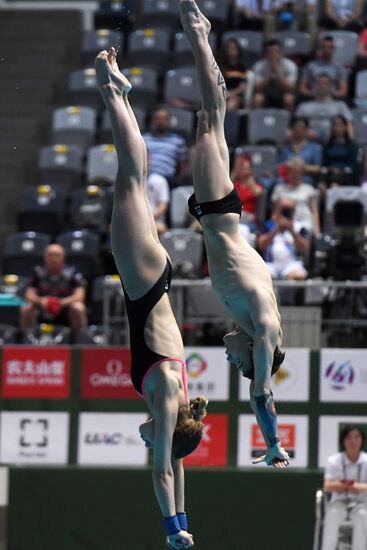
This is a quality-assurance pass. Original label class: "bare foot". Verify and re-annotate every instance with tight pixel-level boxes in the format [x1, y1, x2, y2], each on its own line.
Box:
[179, 0, 211, 39]
[95, 47, 132, 96]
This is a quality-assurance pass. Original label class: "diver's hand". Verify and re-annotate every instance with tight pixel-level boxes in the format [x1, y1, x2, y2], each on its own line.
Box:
[166, 530, 194, 548]
[252, 443, 290, 469]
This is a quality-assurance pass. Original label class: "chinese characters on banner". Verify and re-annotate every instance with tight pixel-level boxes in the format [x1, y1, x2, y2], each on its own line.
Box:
[1, 347, 70, 398]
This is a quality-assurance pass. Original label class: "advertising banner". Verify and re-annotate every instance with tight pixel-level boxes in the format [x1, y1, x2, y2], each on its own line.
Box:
[320, 349, 367, 402]
[239, 348, 310, 402]
[237, 414, 309, 468]
[184, 414, 229, 467]
[0, 411, 69, 465]
[1, 347, 70, 399]
[81, 348, 139, 399]
[185, 347, 229, 401]
[318, 415, 367, 467]
[77, 413, 148, 466]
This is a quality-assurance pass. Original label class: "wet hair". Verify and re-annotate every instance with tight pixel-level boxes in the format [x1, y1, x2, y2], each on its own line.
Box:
[171, 397, 208, 459]
[272, 346, 286, 376]
[339, 425, 366, 451]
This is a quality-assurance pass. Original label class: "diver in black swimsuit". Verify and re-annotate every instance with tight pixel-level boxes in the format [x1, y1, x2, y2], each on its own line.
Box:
[95, 47, 207, 549]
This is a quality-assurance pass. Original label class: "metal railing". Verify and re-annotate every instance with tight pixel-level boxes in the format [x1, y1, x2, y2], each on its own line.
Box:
[102, 277, 367, 347]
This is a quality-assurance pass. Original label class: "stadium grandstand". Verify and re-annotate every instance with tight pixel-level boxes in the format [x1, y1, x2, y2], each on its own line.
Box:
[0, 1, 367, 549]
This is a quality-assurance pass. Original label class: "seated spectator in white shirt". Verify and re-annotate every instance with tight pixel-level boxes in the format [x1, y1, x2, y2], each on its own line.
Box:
[257, 197, 310, 280]
[252, 39, 298, 111]
[146, 172, 170, 235]
[320, 0, 364, 33]
[321, 425, 367, 550]
[299, 35, 348, 100]
[271, 156, 320, 235]
[143, 107, 189, 187]
[296, 73, 354, 140]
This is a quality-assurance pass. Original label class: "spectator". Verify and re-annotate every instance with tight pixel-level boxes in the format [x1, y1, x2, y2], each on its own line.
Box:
[320, 0, 364, 32]
[272, 157, 320, 235]
[321, 425, 367, 550]
[143, 107, 189, 186]
[266, 1, 317, 44]
[20, 244, 87, 341]
[234, 0, 274, 31]
[320, 115, 360, 187]
[220, 38, 249, 111]
[231, 153, 263, 223]
[147, 172, 170, 235]
[257, 197, 310, 280]
[279, 116, 322, 185]
[357, 26, 367, 69]
[299, 35, 348, 100]
[252, 39, 298, 111]
[295, 73, 354, 139]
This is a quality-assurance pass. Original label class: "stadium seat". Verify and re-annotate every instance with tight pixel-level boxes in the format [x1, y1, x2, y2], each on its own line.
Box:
[196, 0, 229, 30]
[224, 110, 241, 148]
[355, 70, 367, 108]
[271, 31, 311, 59]
[18, 184, 66, 237]
[222, 31, 263, 67]
[51, 106, 97, 149]
[90, 274, 123, 323]
[56, 230, 100, 278]
[68, 68, 103, 110]
[23, 324, 72, 345]
[3, 232, 51, 276]
[173, 32, 217, 67]
[185, 284, 229, 322]
[170, 185, 194, 228]
[165, 106, 195, 141]
[122, 67, 159, 108]
[234, 146, 278, 178]
[95, 0, 135, 32]
[0, 274, 27, 298]
[247, 109, 290, 145]
[70, 185, 108, 233]
[0, 324, 17, 345]
[160, 229, 203, 278]
[319, 31, 359, 67]
[78, 324, 111, 345]
[0, 274, 27, 327]
[86, 144, 118, 185]
[126, 29, 170, 71]
[353, 108, 367, 144]
[82, 29, 122, 66]
[100, 107, 146, 143]
[38, 144, 83, 189]
[139, 0, 179, 30]
[164, 67, 200, 109]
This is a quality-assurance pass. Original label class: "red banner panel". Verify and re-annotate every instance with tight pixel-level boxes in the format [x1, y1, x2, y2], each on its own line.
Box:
[184, 414, 228, 467]
[81, 348, 139, 399]
[2, 347, 70, 398]
[251, 423, 296, 458]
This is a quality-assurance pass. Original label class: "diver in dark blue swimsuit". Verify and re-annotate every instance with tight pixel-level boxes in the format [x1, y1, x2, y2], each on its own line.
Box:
[95, 47, 207, 550]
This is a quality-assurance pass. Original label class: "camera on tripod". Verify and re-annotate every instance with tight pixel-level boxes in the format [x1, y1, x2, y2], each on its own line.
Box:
[314, 187, 367, 280]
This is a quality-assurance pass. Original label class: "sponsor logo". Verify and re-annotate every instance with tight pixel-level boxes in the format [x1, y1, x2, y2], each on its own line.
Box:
[19, 418, 49, 450]
[184, 414, 228, 467]
[325, 361, 355, 390]
[251, 424, 296, 459]
[84, 433, 123, 445]
[186, 353, 207, 379]
[81, 349, 138, 399]
[1, 347, 70, 398]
